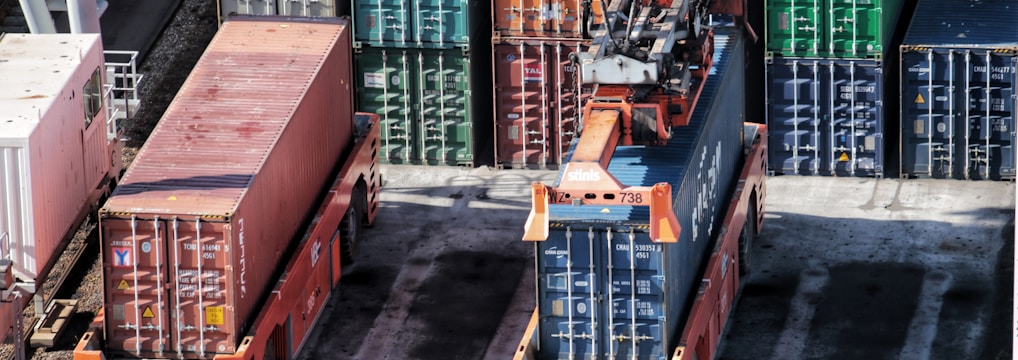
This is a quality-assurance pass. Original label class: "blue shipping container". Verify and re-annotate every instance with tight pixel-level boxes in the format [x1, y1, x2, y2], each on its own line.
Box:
[534, 27, 745, 359]
[766, 57, 886, 177]
[899, 0, 1018, 180]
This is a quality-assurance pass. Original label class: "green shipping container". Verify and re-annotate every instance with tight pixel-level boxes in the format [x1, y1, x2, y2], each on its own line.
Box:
[355, 47, 487, 166]
[766, 0, 904, 58]
[352, 0, 486, 48]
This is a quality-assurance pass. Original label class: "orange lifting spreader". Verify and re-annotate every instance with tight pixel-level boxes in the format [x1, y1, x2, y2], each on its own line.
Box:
[523, 109, 681, 243]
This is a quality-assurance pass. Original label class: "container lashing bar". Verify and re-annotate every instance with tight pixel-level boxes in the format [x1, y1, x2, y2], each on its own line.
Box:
[523, 109, 680, 242]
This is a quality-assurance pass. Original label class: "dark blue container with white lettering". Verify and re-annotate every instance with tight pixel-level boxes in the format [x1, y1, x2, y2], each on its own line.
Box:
[765, 56, 886, 177]
[898, 0, 1018, 180]
[533, 27, 745, 359]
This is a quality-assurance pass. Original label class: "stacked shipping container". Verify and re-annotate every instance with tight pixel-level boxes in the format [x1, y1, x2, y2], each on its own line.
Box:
[490, 0, 599, 168]
[352, 0, 491, 166]
[217, 0, 343, 23]
[765, 0, 904, 177]
[898, 0, 1017, 180]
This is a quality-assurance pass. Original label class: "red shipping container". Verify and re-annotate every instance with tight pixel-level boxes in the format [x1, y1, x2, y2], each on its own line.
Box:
[493, 38, 591, 168]
[99, 17, 354, 358]
[491, 0, 605, 39]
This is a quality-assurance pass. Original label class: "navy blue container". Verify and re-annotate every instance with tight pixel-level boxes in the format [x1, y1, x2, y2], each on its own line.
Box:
[899, 0, 1018, 180]
[534, 27, 745, 359]
[766, 57, 886, 177]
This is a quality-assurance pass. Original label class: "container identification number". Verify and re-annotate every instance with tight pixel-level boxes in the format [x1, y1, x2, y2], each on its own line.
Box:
[551, 191, 644, 204]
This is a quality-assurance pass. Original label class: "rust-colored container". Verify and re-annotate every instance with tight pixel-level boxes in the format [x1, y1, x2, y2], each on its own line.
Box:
[491, 0, 604, 39]
[493, 38, 591, 168]
[98, 17, 354, 358]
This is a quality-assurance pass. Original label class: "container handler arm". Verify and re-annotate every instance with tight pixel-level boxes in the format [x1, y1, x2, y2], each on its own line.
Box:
[524, 0, 749, 243]
[522, 108, 681, 243]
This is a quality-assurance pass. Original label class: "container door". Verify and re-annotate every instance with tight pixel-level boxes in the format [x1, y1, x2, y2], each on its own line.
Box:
[356, 48, 417, 164]
[415, 0, 468, 45]
[221, 0, 277, 17]
[278, 0, 336, 17]
[901, 49, 956, 178]
[828, 60, 883, 177]
[417, 49, 473, 165]
[494, 42, 554, 168]
[535, 226, 668, 359]
[827, 0, 883, 58]
[514, 0, 545, 36]
[547, 0, 582, 38]
[961, 51, 1017, 180]
[104, 217, 173, 356]
[165, 218, 234, 357]
[601, 229, 666, 359]
[766, 58, 825, 175]
[354, 0, 411, 45]
[537, 226, 600, 358]
[766, 0, 821, 57]
[492, 0, 525, 36]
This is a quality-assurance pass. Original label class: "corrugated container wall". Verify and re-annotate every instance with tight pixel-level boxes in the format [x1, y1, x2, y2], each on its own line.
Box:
[352, 0, 487, 48]
[0, 33, 115, 282]
[355, 47, 487, 166]
[899, 0, 1018, 180]
[766, 0, 903, 58]
[493, 38, 592, 169]
[766, 57, 886, 177]
[217, 0, 343, 23]
[490, 0, 604, 39]
[99, 18, 355, 358]
[535, 27, 745, 359]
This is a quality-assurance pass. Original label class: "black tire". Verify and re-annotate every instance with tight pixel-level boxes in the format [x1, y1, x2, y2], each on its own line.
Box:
[738, 194, 757, 276]
[339, 185, 366, 265]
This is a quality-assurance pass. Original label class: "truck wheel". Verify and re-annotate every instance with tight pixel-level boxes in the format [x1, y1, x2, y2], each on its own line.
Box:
[340, 186, 366, 265]
[738, 194, 757, 276]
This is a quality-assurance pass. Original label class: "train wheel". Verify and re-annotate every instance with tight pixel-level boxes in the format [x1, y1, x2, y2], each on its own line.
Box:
[738, 193, 757, 276]
[339, 185, 366, 265]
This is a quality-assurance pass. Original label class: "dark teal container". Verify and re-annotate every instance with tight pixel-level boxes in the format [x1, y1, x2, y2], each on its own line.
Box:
[355, 47, 490, 166]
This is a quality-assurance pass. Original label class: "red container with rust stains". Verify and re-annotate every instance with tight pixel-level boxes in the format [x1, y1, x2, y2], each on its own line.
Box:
[493, 38, 592, 169]
[98, 17, 354, 358]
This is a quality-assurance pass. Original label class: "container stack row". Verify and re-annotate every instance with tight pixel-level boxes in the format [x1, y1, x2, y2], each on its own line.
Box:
[897, 0, 1017, 180]
[218, 0, 345, 23]
[349, 0, 490, 166]
[764, 0, 903, 177]
[489, 0, 601, 169]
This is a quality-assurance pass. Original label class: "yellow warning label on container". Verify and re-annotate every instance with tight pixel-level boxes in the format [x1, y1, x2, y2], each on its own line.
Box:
[839, 153, 850, 161]
[142, 307, 155, 318]
[205, 306, 224, 325]
[117, 280, 130, 290]
[915, 93, 926, 104]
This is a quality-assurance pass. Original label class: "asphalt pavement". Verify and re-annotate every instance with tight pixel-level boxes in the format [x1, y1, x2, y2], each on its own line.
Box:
[299, 166, 1015, 359]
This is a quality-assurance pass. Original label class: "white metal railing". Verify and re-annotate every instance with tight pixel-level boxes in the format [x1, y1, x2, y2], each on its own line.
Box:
[102, 50, 143, 142]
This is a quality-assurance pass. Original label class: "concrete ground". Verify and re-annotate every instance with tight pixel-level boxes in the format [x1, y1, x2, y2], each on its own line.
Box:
[719, 176, 1014, 360]
[300, 165, 557, 360]
[300, 166, 1015, 359]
